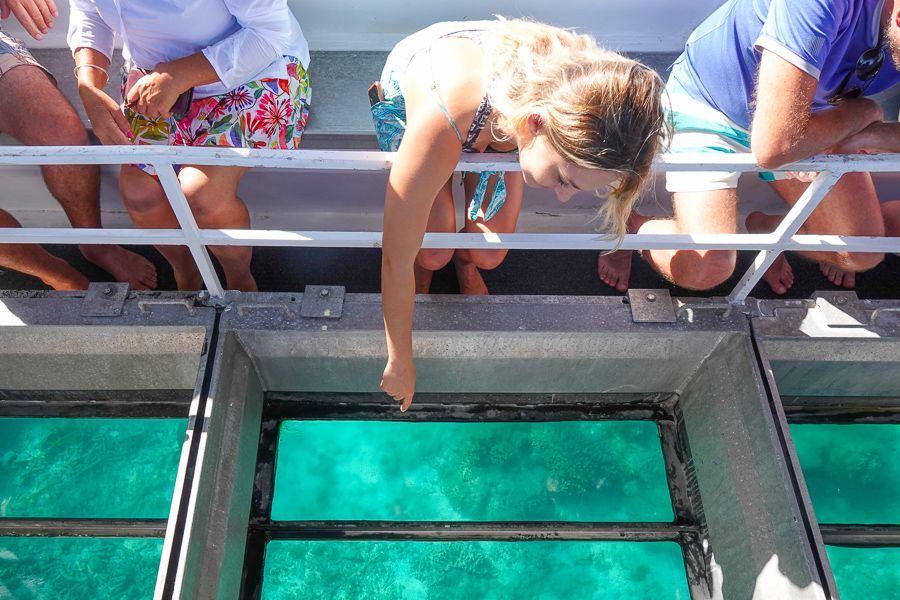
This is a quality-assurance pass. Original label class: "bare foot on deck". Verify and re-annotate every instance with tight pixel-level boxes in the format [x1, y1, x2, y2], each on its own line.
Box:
[819, 262, 856, 289]
[80, 244, 157, 290]
[596, 212, 648, 292]
[453, 254, 489, 295]
[745, 211, 796, 295]
[597, 250, 633, 292]
[172, 265, 204, 291]
[762, 254, 795, 295]
[224, 269, 258, 293]
[41, 258, 90, 291]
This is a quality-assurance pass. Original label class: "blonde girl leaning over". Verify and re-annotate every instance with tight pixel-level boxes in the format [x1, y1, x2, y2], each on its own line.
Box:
[374, 18, 670, 410]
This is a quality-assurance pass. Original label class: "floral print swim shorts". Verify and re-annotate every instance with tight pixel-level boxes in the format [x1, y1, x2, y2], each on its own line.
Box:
[122, 55, 311, 176]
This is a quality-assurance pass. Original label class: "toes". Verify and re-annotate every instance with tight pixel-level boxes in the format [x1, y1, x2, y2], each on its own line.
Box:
[843, 272, 856, 289]
[833, 271, 844, 287]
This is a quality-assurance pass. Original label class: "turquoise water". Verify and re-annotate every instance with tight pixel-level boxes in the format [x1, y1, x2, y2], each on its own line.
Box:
[261, 541, 690, 599]
[826, 546, 900, 600]
[0, 537, 162, 600]
[789, 424, 900, 524]
[0, 418, 186, 519]
[272, 421, 673, 522]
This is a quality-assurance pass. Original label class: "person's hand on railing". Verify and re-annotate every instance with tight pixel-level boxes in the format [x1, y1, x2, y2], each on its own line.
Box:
[0, 0, 57, 41]
[380, 358, 415, 412]
[785, 171, 819, 183]
[79, 85, 133, 146]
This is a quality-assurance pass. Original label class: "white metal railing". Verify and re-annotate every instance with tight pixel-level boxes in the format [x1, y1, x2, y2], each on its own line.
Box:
[1, 145, 899, 302]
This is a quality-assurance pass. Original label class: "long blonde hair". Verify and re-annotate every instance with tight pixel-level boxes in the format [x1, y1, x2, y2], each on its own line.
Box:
[486, 19, 671, 239]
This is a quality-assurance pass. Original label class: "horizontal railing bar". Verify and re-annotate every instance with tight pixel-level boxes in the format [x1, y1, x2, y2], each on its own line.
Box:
[3, 145, 900, 173]
[0, 518, 168, 537]
[3, 227, 900, 253]
[251, 520, 693, 542]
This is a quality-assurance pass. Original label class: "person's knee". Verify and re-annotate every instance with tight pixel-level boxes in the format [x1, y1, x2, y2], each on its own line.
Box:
[120, 169, 166, 214]
[53, 111, 90, 146]
[835, 251, 884, 273]
[467, 249, 508, 271]
[183, 183, 223, 220]
[671, 250, 736, 290]
[416, 249, 453, 272]
[4, 73, 87, 146]
[0, 209, 21, 228]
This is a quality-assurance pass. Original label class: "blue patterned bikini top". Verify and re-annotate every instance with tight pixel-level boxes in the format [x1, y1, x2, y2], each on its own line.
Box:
[427, 28, 508, 222]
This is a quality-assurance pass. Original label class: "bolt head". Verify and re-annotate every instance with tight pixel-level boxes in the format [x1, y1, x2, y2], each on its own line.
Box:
[103, 286, 114, 295]
[320, 288, 330, 297]
[646, 293, 657, 302]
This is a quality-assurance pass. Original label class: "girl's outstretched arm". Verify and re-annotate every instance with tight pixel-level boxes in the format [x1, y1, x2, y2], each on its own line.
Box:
[380, 105, 462, 411]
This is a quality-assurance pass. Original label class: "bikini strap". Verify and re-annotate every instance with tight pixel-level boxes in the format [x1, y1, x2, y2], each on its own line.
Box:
[461, 94, 492, 152]
[426, 49, 464, 145]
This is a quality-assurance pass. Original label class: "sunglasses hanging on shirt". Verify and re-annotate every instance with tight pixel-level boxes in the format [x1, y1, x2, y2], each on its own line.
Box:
[827, 45, 885, 104]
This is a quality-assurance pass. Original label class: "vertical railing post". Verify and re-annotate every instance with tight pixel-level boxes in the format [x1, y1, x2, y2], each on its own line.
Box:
[727, 170, 842, 304]
[154, 163, 226, 298]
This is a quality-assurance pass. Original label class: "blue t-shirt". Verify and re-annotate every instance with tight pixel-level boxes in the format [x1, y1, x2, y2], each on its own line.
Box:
[671, 0, 900, 129]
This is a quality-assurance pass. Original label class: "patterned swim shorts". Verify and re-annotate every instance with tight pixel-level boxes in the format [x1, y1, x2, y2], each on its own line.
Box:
[0, 30, 54, 82]
[122, 56, 312, 176]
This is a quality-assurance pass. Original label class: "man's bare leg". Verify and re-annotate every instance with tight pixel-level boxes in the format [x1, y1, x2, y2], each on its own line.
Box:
[746, 173, 885, 292]
[0, 209, 88, 290]
[0, 65, 157, 289]
[597, 211, 650, 292]
[637, 188, 739, 290]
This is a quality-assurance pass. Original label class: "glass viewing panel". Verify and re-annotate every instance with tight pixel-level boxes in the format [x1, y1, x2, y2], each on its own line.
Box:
[0, 537, 163, 600]
[0, 418, 186, 519]
[262, 540, 690, 599]
[272, 421, 673, 522]
[789, 424, 900, 524]
[826, 546, 900, 600]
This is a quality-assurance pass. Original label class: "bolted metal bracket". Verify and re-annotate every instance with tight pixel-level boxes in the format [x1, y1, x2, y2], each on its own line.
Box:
[80, 282, 129, 317]
[626, 289, 676, 323]
[300, 285, 345, 319]
[809, 290, 873, 328]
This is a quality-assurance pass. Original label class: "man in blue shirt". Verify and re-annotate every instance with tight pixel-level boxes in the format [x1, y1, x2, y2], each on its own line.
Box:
[598, 0, 900, 293]
[0, 0, 158, 290]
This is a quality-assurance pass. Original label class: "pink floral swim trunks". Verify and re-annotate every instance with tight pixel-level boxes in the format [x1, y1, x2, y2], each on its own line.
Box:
[122, 56, 311, 176]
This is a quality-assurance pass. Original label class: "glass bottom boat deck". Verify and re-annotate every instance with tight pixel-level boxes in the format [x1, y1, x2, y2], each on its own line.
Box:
[0, 290, 898, 599]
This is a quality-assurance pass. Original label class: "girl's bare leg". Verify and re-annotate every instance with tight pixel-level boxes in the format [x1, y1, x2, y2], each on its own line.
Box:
[453, 172, 524, 295]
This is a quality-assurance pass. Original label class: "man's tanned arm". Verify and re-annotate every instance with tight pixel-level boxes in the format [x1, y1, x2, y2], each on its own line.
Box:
[751, 50, 883, 169]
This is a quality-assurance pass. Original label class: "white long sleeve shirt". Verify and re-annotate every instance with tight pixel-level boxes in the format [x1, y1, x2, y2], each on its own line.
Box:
[67, 0, 310, 98]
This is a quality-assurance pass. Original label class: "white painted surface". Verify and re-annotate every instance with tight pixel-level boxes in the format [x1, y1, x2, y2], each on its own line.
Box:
[2, 0, 724, 52]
